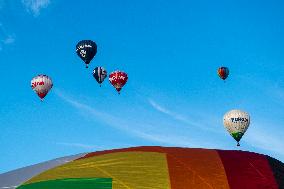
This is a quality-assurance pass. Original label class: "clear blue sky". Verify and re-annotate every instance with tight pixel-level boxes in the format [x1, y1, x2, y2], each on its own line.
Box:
[1, 0, 284, 173]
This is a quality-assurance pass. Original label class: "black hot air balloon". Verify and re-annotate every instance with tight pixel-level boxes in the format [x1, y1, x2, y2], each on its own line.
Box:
[93, 67, 107, 87]
[76, 40, 97, 68]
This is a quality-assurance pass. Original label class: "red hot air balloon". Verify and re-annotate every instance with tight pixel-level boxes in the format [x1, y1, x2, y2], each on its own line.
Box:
[109, 70, 128, 94]
[31, 74, 53, 101]
[217, 67, 229, 80]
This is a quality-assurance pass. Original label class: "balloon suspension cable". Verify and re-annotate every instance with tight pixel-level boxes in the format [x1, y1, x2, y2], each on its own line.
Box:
[40, 99, 44, 102]
[237, 142, 240, 147]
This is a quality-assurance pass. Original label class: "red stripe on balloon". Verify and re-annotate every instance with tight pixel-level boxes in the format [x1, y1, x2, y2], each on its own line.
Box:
[217, 150, 279, 189]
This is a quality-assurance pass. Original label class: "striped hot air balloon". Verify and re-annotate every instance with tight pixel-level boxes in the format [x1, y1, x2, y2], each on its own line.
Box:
[93, 66, 107, 87]
[9, 146, 284, 189]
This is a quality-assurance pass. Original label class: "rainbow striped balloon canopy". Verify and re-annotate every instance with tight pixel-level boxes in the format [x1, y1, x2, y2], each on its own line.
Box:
[7, 146, 284, 189]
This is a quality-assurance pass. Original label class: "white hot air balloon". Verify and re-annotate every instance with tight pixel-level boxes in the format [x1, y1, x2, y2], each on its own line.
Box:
[223, 109, 250, 146]
[31, 74, 53, 101]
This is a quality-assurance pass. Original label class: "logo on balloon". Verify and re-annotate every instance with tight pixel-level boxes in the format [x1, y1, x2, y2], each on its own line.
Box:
[230, 117, 249, 123]
[31, 81, 45, 89]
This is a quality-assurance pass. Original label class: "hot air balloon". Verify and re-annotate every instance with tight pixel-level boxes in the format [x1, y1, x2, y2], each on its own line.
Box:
[217, 67, 229, 80]
[76, 40, 97, 68]
[8, 146, 284, 189]
[109, 70, 128, 94]
[31, 74, 53, 101]
[93, 67, 107, 87]
[223, 109, 250, 146]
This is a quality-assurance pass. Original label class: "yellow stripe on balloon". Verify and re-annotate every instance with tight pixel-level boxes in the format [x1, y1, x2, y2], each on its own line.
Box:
[24, 151, 171, 189]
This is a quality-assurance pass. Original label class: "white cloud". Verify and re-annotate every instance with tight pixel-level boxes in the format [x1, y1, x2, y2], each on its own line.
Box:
[245, 123, 284, 157]
[148, 99, 172, 115]
[148, 99, 221, 133]
[0, 37, 15, 50]
[148, 99, 198, 124]
[54, 90, 200, 147]
[0, 24, 15, 50]
[55, 90, 284, 158]
[2, 35, 15, 44]
[22, 0, 50, 16]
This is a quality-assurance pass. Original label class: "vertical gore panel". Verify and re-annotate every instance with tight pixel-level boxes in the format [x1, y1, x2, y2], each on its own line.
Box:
[218, 150, 279, 189]
[266, 156, 284, 188]
[166, 148, 230, 189]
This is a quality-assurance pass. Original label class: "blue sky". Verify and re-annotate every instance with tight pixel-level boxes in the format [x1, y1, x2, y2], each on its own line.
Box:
[0, 0, 284, 173]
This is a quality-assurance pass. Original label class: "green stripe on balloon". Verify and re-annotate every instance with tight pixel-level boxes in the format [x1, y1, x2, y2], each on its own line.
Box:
[17, 178, 112, 189]
[231, 132, 244, 142]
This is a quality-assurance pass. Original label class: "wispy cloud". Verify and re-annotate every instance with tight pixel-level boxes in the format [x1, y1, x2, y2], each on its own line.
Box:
[149, 99, 198, 124]
[54, 89, 200, 147]
[148, 99, 173, 115]
[245, 123, 284, 157]
[0, 35, 15, 50]
[148, 99, 221, 133]
[148, 98, 284, 158]
[22, 0, 50, 16]
[2, 35, 15, 44]
[54, 90, 284, 159]
[0, 24, 15, 50]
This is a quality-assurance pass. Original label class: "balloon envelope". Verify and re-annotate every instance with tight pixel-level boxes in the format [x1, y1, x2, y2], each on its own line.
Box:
[93, 67, 107, 86]
[223, 109, 250, 146]
[31, 74, 53, 100]
[218, 67, 229, 80]
[76, 40, 97, 68]
[109, 70, 128, 93]
[12, 146, 284, 189]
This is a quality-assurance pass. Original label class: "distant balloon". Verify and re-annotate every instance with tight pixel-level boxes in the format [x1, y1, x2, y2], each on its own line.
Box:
[223, 110, 250, 146]
[217, 67, 229, 80]
[76, 40, 97, 68]
[93, 67, 107, 86]
[109, 70, 128, 94]
[31, 75, 53, 101]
